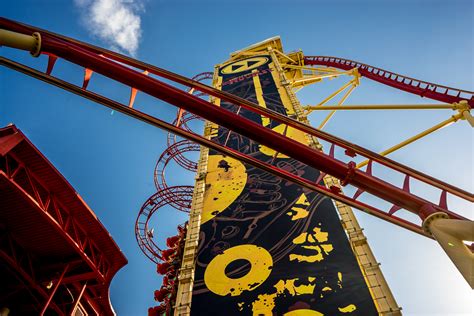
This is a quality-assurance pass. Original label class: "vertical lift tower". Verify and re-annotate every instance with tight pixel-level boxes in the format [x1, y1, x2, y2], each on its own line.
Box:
[174, 37, 399, 315]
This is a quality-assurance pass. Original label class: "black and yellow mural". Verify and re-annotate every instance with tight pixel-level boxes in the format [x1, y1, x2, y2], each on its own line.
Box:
[191, 55, 378, 315]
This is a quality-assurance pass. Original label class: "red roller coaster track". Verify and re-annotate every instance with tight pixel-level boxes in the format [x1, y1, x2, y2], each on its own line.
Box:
[0, 18, 472, 280]
[304, 56, 474, 108]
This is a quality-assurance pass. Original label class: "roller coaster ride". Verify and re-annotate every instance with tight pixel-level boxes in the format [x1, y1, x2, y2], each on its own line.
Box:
[0, 17, 472, 315]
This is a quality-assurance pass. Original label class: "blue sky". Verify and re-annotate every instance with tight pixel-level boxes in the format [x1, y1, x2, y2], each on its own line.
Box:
[1, 0, 473, 315]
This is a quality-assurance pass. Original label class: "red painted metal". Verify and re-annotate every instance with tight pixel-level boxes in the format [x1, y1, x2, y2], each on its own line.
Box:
[142, 73, 207, 264]
[166, 111, 202, 169]
[0, 125, 127, 315]
[304, 55, 474, 108]
[33, 36, 462, 217]
[69, 282, 88, 316]
[2, 151, 107, 283]
[1, 19, 471, 240]
[0, 230, 65, 315]
[1, 18, 470, 203]
[188, 72, 213, 97]
[154, 140, 199, 191]
[0, 60, 432, 238]
[135, 186, 193, 263]
[40, 263, 69, 315]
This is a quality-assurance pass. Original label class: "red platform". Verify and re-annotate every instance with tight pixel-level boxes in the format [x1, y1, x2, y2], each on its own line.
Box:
[0, 125, 127, 315]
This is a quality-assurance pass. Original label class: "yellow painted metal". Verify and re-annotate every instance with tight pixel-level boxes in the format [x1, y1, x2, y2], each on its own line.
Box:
[423, 214, 474, 288]
[273, 48, 297, 64]
[456, 100, 474, 127]
[174, 71, 222, 316]
[357, 112, 465, 168]
[318, 83, 357, 130]
[312, 79, 357, 109]
[462, 110, 474, 127]
[174, 142, 209, 316]
[252, 69, 271, 127]
[290, 72, 346, 87]
[282, 64, 343, 73]
[0, 29, 41, 56]
[279, 62, 353, 89]
[304, 103, 456, 112]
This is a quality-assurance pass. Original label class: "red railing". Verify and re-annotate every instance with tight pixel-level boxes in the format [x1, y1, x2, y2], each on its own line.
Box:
[304, 56, 474, 108]
[1, 17, 472, 243]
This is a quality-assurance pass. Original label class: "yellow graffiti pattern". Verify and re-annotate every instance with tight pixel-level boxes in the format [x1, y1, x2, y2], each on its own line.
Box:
[338, 304, 357, 313]
[286, 193, 310, 221]
[289, 227, 334, 263]
[252, 277, 317, 315]
[201, 155, 248, 224]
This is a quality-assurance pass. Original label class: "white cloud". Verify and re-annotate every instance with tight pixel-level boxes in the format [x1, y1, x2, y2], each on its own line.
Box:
[75, 0, 144, 56]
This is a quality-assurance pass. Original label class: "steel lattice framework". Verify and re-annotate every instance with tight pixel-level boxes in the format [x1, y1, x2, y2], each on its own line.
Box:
[0, 126, 127, 315]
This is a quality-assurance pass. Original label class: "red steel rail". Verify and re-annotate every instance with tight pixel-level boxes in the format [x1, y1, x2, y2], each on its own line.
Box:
[0, 18, 472, 240]
[0, 57, 429, 237]
[135, 186, 193, 264]
[1, 18, 470, 203]
[304, 56, 474, 108]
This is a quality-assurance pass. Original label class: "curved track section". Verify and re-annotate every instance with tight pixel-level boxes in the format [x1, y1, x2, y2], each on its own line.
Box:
[154, 140, 199, 191]
[142, 73, 209, 263]
[166, 112, 202, 171]
[165, 73, 209, 171]
[304, 56, 474, 107]
[188, 72, 213, 97]
[167, 111, 203, 146]
[135, 186, 194, 264]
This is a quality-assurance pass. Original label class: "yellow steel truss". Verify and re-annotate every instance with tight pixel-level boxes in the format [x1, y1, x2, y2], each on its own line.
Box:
[298, 62, 473, 167]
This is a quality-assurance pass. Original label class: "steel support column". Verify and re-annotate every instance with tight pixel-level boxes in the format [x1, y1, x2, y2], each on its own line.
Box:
[40, 263, 69, 316]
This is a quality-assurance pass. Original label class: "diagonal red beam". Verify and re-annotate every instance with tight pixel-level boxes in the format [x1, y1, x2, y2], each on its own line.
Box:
[0, 57, 434, 237]
[0, 232, 64, 315]
[40, 263, 69, 316]
[0, 17, 471, 202]
[32, 34, 464, 220]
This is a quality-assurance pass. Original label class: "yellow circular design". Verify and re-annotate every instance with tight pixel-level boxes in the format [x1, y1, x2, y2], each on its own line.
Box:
[284, 310, 324, 316]
[221, 56, 269, 74]
[204, 244, 273, 296]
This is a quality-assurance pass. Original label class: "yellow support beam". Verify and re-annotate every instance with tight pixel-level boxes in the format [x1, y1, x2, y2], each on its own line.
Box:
[290, 72, 346, 87]
[313, 79, 356, 108]
[252, 69, 271, 127]
[273, 49, 297, 64]
[304, 103, 456, 112]
[282, 63, 343, 73]
[318, 83, 357, 130]
[0, 29, 41, 57]
[357, 112, 465, 168]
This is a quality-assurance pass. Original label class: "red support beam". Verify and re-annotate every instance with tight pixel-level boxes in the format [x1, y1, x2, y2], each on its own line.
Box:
[0, 18, 471, 203]
[40, 263, 69, 316]
[0, 18, 471, 239]
[26, 32, 460, 221]
[1, 151, 108, 283]
[69, 282, 87, 316]
[0, 59, 431, 237]
[0, 231, 64, 315]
